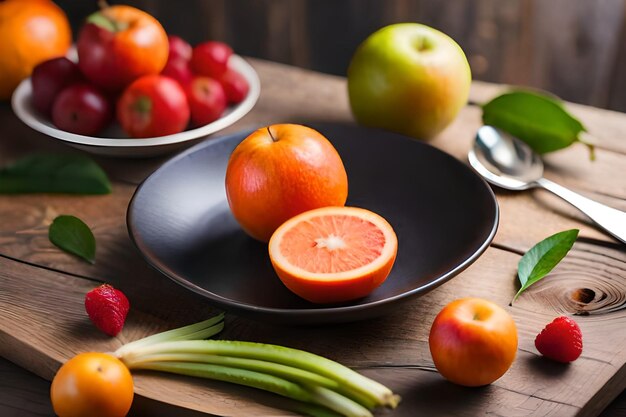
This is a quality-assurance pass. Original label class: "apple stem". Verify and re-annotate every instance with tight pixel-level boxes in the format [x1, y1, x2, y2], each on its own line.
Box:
[98, 0, 110, 10]
[267, 126, 278, 142]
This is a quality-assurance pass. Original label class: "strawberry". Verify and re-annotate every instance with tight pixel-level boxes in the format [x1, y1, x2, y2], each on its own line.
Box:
[84, 284, 130, 336]
[534, 316, 583, 363]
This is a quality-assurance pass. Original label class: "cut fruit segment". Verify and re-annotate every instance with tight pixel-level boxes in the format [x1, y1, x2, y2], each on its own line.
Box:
[269, 206, 398, 304]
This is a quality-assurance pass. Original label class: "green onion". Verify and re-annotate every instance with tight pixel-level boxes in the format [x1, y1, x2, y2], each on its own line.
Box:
[308, 386, 373, 417]
[114, 314, 399, 417]
[123, 351, 376, 410]
[115, 313, 225, 357]
[135, 362, 372, 417]
[125, 352, 341, 390]
[119, 340, 397, 409]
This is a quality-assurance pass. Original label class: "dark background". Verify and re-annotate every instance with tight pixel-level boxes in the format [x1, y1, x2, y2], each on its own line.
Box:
[56, 0, 626, 112]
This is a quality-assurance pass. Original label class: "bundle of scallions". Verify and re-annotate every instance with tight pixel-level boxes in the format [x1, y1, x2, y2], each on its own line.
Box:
[115, 313, 400, 417]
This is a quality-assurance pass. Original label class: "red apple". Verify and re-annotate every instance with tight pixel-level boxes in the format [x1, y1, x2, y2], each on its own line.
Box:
[51, 84, 112, 136]
[167, 35, 192, 62]
[77, 5, 168, 91]
[186, 76, 227, 126]
[31, 57, 82, 116]
[117, 75, 190, 138]
[218, 69, 249, 104]
[429, 298, 518, 387]
[190, 41, 232, 78]
[161, 59, 193, 87]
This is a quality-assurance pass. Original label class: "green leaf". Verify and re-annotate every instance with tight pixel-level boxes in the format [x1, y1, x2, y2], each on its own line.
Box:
[86, 12, 118, 32]
[482, 90, 594, 159]
[513, 229, 579, 302]
[49, 215, 96, 264]
[0, 154, 112, 194]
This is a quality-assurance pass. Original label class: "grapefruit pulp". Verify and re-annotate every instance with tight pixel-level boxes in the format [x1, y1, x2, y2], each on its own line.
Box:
[269, 206, 398, 304]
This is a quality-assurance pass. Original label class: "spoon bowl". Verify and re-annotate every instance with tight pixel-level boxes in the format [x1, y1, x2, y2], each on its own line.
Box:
[468, 125, 626, 244]
[469, 126, 544, 190]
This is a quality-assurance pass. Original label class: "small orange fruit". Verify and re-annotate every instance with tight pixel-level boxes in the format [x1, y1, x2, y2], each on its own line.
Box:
[225, 124, 349, 242]
[429, 298, 518, 387]
[50, 352, 134, 417]
[0, 0, 71, 100]
[269, 206, 398, 303]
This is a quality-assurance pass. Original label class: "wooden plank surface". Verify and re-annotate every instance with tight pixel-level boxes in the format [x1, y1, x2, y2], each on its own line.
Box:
[1, 59, 625, 416]
[5, 358, 626, 417]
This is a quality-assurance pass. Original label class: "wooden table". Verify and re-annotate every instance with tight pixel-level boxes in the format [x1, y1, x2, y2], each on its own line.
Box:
[1, 59, 625, 417]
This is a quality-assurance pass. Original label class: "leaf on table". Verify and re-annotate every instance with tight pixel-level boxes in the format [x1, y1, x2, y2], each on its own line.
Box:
[0, 154, 112, 194]
[513, 229, 579, 303]
[49, 215, 96, 264]
[482, 90, 595, 160]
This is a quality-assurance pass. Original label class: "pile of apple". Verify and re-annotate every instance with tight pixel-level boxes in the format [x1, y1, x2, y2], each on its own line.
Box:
[31, 5, 249, 138]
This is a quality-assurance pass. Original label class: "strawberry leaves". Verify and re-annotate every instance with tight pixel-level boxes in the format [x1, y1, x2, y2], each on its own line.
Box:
[513, 229, 579, 303]
[49, 215, 96, 264]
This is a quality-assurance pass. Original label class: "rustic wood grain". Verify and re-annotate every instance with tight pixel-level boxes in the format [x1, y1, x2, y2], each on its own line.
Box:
[602, 391, 626, 417]
[0, 359, 52, 417]
[529, 0, 624, 108]
[4, 355, 626, 417]
[608, 4, 626, 112]
[2, 59, 626, 416]
[1, 238, 625, 416]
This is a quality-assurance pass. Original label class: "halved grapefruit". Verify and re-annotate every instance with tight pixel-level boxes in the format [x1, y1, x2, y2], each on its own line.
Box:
[268, 206, 398, 304]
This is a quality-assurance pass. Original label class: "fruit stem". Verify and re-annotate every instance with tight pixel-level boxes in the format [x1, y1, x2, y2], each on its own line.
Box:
[267, 126, 278, 142]
[98, 0, 110, 10]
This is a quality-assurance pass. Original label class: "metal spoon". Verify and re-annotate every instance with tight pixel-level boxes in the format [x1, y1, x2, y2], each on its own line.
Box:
[468, 125, 626, 244]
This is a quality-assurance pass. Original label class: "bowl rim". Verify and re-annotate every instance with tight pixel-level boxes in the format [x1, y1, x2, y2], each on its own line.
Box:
[10, 54, 261, 148]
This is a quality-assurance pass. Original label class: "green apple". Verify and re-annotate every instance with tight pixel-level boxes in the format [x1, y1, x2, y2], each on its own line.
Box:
[348, 23, 471, 140]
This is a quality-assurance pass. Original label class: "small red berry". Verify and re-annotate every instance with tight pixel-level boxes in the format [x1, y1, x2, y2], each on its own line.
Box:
[535, 316, 583, 363]
[84, 284, 130, 336]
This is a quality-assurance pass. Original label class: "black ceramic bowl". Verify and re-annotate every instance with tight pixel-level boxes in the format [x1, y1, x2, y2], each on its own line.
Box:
[127, 122, 498, 324]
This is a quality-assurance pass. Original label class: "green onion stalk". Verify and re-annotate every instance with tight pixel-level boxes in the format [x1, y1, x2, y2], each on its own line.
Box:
[114, 313, 400, 417]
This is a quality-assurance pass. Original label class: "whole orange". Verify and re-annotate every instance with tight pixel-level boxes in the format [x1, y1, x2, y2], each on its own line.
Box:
[429, 298, 518, 387]
[0, 0, 71, 100]
[50, 352, 134, 417]
[225, 124, 348, 242]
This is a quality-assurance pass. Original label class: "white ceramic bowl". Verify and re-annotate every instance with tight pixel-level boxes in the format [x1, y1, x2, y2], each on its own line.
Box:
[11, 55, 260, 158]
